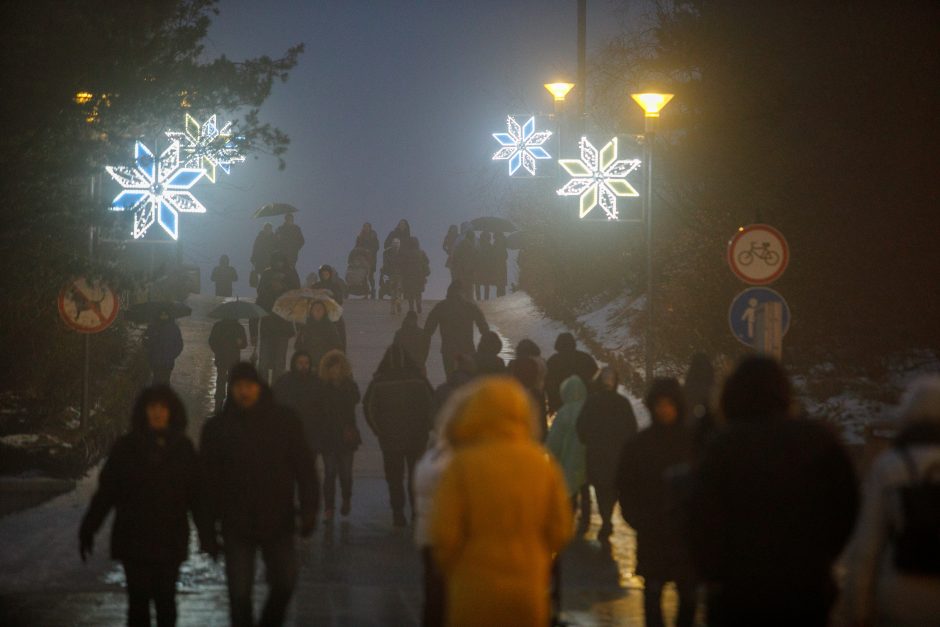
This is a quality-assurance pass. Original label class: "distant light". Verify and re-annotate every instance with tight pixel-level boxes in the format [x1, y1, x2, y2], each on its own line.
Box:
[73, 91, 93, 105]
[492, 116, 552, 176]
[738, 226, 745, 232]
[544, 82, 575, 102]
[631, 93, 674, 118]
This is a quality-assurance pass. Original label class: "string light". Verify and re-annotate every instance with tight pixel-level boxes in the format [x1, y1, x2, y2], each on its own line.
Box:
[165, 113, 244, 183]
[556, 137, 641, 220]
[492, 115, 552, 176]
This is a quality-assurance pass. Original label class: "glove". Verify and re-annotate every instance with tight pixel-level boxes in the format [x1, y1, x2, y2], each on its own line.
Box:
[299, 514, 317, 538]
[79, 531, 94, 563]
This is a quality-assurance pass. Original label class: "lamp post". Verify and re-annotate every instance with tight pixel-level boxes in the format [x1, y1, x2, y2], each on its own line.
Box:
[631, 92, 673, 383]
[544, 82, 574, 158]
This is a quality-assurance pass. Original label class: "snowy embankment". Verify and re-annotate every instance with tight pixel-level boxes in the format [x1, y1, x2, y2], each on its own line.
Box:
[479, 291, 651, 428]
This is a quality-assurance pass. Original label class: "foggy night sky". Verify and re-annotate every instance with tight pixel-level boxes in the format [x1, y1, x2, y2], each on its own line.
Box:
[184, 0, 629, 297]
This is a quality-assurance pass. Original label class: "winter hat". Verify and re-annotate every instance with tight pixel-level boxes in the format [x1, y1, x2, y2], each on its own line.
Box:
[898, 375, 940, 426]
[228, 362, 262, 386]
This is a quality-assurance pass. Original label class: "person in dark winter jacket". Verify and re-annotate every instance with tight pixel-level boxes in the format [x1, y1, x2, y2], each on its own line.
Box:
[298, 300, 342, 369]
[256, 252, 300, 381]
[492, 232, 509, 297]
[577, 367, 638, 541]
[210, 254, 238, 297]
[250, 223, 277, 280]
[424, 280, 490, 379]
[473, 330, 505, 376]
[363, 343, 435, 527]
[143, 309, 184, 384]
[208, 318, 247, 412]
[394, 311, 430, 373]
[355, 222, 380, 298]
[385, 218, 412, 249]
[400, 236, 431, 314]
[688, 357, 859, 627]
[275, 213, 305, 268]
[311, 264, 347, 351]
[477, 231, 494, 300]
[317, 350, 361, 521]
[617, 377, 696, 627]
[273, 351, 323, 464]
[80, 386, 203, 627]
[510, 356, 549, 441]
[450, 232, 478, 301]
[200, 363, 318, 627]
[545, 332, 598, 414]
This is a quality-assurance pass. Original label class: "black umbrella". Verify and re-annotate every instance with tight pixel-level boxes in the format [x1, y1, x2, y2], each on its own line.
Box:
[125, 301, 192, 323]
[505, 230, 533, 250]
[208, 300, 267, 320]
[253, 203, 299, 218]
[469, 216, 516, 233]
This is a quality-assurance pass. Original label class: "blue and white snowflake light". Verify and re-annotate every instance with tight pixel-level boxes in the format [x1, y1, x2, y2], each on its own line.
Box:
[492, 116, 552, 176]
[165, 114, 244, 183]
[106, 141, 206, 240]
[557, 137, 642, 220]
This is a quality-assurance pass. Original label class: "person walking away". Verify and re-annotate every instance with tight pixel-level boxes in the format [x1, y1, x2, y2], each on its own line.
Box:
[842, 375, 940, 627]
[510, 356, 549, 440]
[688, 357, 858, 627]
[401, 236, 431, 314]
[144, 308, 184, 385]
[250, 223, 277, 287]
[382, 238, 404, 313]
[385, 218, 411, 249]
[546, 375, 589, 518]
[208, 317, 247, 412]
[363, 343, 434, 527]
[577, 366, 638, 541]
[296, 300, 342, 371]
[273, 351, 323, 478]
[355, 222, 380, 299]
[545, 332, 598, 414]
[617, 378, 696, 627]
[394, 311, 430, 373]
[477, 231, 494, 300]
[256, 252, 300, 382]
[492, 231, 509, 297]
[442, 225, 459, 284]
[200, 363, 318, 627]
[450, 231, 477, 301]
[275, 213, 304, 268]
[424, 280, 490, 379]
[473, 330, 505, 376]
[210, 254, 238, 297]
[311, 264, 347, 350]
[317, 350, 361, 521]
[430, 377, 573, 627]
[80, 386, 204, 627]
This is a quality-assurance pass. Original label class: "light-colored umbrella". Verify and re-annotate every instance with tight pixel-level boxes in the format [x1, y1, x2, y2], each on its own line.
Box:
[253, 203, 299, 218]
[273, 288, 342, 323]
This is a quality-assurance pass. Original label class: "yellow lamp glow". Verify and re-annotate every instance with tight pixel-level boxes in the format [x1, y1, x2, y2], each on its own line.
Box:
[544, 82, 575, 102]
[631, 92, 674, 118]
[74, 91, 93, 105]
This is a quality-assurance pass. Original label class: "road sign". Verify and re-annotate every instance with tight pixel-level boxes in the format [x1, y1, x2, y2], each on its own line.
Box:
[58, 277, 120, 334]
[727, 223, 789, 285]
[728, 287, 790, 347]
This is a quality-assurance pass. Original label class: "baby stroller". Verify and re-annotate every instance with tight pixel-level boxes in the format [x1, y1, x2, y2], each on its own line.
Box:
[345, 246, 374, 298]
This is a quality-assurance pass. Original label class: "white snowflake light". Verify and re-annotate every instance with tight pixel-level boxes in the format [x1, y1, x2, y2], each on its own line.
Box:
[557, 137, 641, 220]
[492, 116, 552, 176]
[106, 141, 206, 240]
[166, 113, 244, 183]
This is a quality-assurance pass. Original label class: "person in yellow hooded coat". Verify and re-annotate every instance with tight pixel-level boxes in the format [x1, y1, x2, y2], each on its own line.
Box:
[430, 376, 573, 627]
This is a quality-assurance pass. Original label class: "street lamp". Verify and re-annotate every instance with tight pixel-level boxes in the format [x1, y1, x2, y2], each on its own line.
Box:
[544, 82, 575, 102]
[631, 91, 673, 383]
[545, 82, 574, 160]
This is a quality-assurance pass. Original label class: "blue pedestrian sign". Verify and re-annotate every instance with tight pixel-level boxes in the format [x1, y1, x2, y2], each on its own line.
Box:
[728, 287, 791, 347]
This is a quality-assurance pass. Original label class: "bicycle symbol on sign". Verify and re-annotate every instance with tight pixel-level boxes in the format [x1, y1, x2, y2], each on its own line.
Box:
[737, 241, 780, 267]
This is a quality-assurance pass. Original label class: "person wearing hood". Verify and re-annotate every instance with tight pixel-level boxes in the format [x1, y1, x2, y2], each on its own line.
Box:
[256, 251, 300, 382]
[424, 280, 490, 379]
[211, 254, 238, 297]
[317, 350, 361, 521]
[273, 351, 323, 466]
[688, 357, 858, 627]
[546, 376, 589, 505]
[275, 213, 305, 268]
[385, 218, 412, 249]
[400, 236, 431, 314]
[208, 317, 247, 412]
[842, 375, 940, 627]
[617, 377, 696, 627]
[394, 311, 430, 373]
[143, 308, 184, 385]
[355, 222, 380, 298]
[473, 330, 506, 376]
[430, 377, 573, 627]
[80, 386, 203, 627]
[311, 264, 347, 351]
[200, 363, 318, 627]
[545, 332, 598, 414]
[577, 367, 638, 541]
[297, 300, 342, 370]
[363, 343, 435, 527]
[250, 223, 278, 285]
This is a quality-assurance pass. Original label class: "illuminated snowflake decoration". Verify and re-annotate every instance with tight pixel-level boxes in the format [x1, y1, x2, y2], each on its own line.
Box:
[106, 141, 206, 240]
[166, 114, 244, 183]
[492, 116, 552, 176]
[557, 137, 641, 220]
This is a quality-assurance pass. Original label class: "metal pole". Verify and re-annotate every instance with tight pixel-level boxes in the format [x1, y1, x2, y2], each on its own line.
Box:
[645, 124, 654, 383]
[576, 0, 587, 122]
[81, 223, 94, 428]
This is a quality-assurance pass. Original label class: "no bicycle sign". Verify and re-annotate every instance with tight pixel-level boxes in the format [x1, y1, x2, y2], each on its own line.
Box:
[727, 223, 789, 285]
[58, 277, 120, 334]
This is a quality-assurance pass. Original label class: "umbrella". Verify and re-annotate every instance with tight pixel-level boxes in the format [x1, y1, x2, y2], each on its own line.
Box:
[253, 203, 299, 218]
[505, 230, 533, 250]
[469, 216, 516, 233]
[208, 300, 268, 320]
[273, 288, 342, 323]
[125, 301, 191, 323]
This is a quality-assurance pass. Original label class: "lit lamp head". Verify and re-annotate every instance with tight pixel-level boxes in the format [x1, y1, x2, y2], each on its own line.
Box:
[631, 92, 674, 118]
[544, 82, 575, 102]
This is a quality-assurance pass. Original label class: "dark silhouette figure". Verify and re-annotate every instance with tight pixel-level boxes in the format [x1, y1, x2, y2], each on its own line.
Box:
[275, 213, 305, 268]
[545, 332, 598, 414]
[473, 330, 506, 376]
[143, 309, 184, 385]
[208, 318, 246, 412]
[210, 255, 238, 297]
[355, 222, 380, 298]
[424, 281, 490, 379]
[250, 223, 277, 285]
[394, 310, 430, 372]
